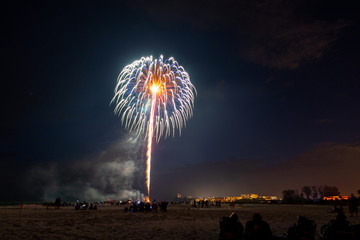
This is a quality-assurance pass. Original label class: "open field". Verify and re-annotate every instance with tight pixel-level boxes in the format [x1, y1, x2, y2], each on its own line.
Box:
[0, 203, 359, 239]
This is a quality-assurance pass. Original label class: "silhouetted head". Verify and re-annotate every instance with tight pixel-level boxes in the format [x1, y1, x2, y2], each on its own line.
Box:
[230, 212, 238, 221]
[253, 213, 262, 222]
[336, 212, 346, 222]
[297, 216, 307, 224]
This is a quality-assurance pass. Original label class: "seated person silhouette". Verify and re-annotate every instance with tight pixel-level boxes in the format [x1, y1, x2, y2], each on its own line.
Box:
[219, 212, 244, 240]
[286, 216, 316, 240]
[320, 212, 355, 240]
[245, 213, 272, 240]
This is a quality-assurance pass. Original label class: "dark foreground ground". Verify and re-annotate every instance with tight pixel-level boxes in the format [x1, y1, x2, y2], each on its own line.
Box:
[0, 204, 359, 239]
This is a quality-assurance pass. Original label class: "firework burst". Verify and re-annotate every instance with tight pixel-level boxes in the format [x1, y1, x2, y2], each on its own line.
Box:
[111, 55, 196, 200]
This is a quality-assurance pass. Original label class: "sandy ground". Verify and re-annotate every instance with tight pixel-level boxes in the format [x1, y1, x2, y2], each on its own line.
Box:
[0, 203, 359, 239]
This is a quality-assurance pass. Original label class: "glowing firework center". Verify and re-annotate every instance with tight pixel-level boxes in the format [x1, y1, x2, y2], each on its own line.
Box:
[150, 84, 161, 94]
[111, 55, 196, 201]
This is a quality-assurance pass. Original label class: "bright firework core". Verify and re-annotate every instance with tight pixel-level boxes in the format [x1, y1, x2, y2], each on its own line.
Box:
[111, 55, 196, 201]
[150, 84, 161, 94]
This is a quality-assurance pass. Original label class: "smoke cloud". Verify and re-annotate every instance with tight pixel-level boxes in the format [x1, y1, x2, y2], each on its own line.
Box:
[22, 133, 148, 202]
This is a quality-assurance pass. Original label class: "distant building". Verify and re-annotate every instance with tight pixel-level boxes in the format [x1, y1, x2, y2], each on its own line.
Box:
[241, 194, 259, 199]
[323, 196, 348, 201]
[261, 196, 278, 201]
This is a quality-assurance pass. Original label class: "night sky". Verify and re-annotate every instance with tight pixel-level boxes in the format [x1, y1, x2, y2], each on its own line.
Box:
[1, 0, 360, 201]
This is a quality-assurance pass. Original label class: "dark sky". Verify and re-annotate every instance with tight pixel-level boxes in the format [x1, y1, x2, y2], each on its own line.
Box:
[1, 0, 360, 201]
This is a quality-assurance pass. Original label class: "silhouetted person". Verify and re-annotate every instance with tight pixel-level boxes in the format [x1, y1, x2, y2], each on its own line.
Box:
[219, 212, 244, 240]
[286, 216, 316, 240]
[320, 211, 354, 239]
[160, 201, 168, 212]
[55, 197, 61, 209]
[245, 213, 272, 240]
[81, 202, 89, 210]
[139, 201, 145, 212]
[332, 211, 351, 231]
[130, 202, 139, 212]
[145, 202, 151, 211]
[152, 201, 158, 212]
[349, 194, 358, 217]
[74, 202, 80, 210]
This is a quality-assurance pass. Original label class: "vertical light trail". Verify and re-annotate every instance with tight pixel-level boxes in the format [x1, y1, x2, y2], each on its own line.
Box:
[146, 93, 157, 201]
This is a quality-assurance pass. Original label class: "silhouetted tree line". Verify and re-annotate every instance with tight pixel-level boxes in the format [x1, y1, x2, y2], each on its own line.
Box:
[282, 185, 341, 204]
